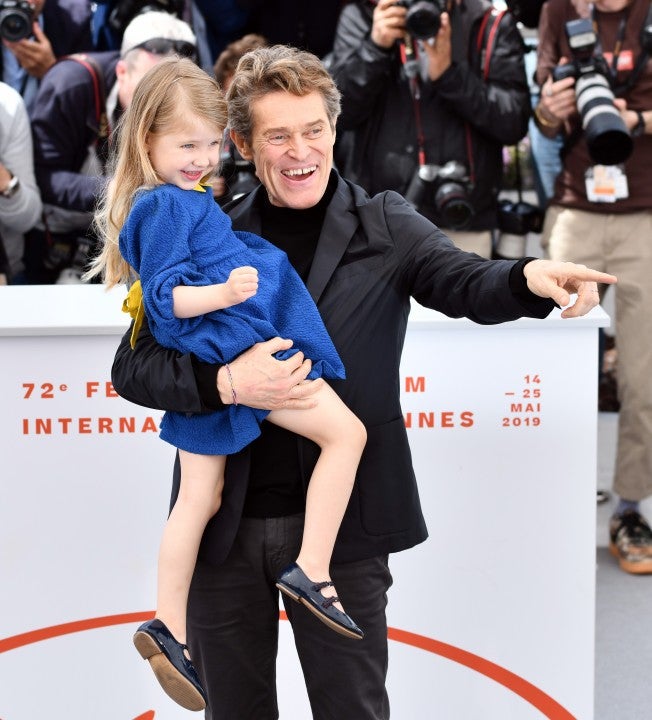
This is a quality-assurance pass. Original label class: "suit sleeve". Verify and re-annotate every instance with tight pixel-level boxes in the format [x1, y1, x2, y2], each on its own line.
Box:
[385, 192, 554, 321]
[111, 312, 224, 412]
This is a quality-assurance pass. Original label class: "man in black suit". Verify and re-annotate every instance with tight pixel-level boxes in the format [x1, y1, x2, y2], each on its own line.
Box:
[111, 45, 615, 720]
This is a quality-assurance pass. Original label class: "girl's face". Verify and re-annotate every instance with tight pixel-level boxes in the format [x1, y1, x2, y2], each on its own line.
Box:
[146, 115, 223, 190]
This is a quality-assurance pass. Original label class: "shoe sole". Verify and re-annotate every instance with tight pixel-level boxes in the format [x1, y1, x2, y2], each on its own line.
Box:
[133, 631, 206, 711]
[609, 543, 652, 574]
[276, 582, 363, 640]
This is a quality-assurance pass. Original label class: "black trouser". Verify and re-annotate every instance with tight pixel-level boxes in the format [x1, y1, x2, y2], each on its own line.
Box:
[187, 514, 392, 720]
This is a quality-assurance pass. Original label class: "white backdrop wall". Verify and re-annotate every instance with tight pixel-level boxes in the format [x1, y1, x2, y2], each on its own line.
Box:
[0, 286, 606, 720]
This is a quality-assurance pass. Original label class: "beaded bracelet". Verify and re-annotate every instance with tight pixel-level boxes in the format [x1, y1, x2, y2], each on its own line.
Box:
[224, 363, 238, 406]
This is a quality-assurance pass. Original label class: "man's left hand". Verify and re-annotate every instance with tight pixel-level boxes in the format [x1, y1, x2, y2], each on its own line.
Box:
[3, 23, 56, 79]
[523, 259, 617, 318]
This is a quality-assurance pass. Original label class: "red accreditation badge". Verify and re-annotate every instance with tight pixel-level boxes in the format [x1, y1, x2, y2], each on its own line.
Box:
[602, 50, 634, 71]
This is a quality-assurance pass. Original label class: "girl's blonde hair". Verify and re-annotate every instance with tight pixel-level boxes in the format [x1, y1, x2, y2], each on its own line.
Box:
[87, 56, 228, 287]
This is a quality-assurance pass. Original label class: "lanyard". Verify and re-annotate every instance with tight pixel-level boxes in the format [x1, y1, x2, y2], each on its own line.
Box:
[590, 3, 629, 81]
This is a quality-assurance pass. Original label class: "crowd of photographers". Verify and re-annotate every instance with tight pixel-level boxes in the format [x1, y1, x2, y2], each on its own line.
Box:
[1, 0, 651, 572]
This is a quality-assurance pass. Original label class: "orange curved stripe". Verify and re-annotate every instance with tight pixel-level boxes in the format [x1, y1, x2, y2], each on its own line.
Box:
[1, 612, 575, 719]
[387, 627, 576, 720]
[0, 611, 154, 654]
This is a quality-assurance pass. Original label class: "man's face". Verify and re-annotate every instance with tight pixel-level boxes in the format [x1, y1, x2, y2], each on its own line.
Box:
[233, 91, 336, 209]
[115, 49, 168, 110]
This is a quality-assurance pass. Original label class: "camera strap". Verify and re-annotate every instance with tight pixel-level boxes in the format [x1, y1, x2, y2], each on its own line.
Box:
[400, 37, 429, 168]
[57, 53, 110, 169]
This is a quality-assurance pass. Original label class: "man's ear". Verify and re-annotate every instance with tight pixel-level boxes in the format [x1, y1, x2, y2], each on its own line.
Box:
[231, 129, 253, 160]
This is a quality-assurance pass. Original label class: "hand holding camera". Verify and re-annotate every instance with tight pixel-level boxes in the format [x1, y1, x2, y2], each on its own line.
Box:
[539, 62, 577, 128]
[371, 0, 408, 49]
[547, 18, 632, 165]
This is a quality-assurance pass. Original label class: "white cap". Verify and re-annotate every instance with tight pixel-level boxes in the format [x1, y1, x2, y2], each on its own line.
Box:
[120, 11, 196, 57]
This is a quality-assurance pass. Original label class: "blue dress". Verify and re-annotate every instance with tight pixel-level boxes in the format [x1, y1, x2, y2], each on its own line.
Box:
[119, 184, 345, 455]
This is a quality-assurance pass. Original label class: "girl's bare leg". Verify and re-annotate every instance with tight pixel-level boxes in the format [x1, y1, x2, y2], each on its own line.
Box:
[155, 450, 225, 644]
[268, 383, 366, 611]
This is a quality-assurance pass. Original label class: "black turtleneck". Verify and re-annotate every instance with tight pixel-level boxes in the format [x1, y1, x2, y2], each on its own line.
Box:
[243, 172, 338, 517]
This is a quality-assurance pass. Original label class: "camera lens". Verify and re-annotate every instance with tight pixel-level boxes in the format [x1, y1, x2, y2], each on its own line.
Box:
[405, 1, 442, 40]
[575, 73, 632, 165]
[0, 5, 32, 42]
[435, 182, 474, 230]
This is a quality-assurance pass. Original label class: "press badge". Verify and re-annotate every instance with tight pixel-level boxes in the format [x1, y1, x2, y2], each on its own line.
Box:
[585, 164, 629, 203]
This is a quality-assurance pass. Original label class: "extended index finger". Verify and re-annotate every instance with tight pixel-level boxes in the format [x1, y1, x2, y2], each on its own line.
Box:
[575, 269, 617, 285]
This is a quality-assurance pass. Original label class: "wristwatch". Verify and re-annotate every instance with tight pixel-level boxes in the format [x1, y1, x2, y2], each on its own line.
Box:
[632, 110, 646, 138]
[1, 173, 19, 198]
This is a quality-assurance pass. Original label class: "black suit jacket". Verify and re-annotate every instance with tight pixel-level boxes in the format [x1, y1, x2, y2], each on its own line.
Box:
[112, 173, 554, 566]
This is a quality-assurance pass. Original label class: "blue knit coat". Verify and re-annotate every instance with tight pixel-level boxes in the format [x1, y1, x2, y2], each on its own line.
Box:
[119, 184, 345, 454]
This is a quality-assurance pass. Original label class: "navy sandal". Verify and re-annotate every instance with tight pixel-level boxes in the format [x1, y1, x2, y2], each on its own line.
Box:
[276, 562, 364, 640]
[133, 618, 207, 711]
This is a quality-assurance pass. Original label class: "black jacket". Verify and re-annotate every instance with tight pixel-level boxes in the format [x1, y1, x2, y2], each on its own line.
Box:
[31, 51, 119, 212]
[329, 0, 531, 231]
[111, 173, 553, 566]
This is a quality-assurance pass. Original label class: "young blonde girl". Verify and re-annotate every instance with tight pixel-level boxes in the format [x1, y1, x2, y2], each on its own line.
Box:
[88, 57, 366, 711]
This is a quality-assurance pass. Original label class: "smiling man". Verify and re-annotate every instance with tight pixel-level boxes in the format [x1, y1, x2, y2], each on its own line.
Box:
[111, 45, 616, 720]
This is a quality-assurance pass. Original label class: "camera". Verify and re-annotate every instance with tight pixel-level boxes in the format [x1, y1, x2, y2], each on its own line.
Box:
[552, 17, 632, 166]
[497, 198, 543, 236]
[219, 152, 259, 204]
[108, 0, 184, 35]
[397, 0, 446, 40]
[404, 160, 474, 230]
[493, 198, 544, 258]
[0, 0, 34, 42]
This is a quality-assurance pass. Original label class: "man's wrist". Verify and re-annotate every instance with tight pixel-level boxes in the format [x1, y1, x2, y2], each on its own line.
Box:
[190, 355, 226, 409]
[534, 103, 561, 131]
[509, 257, 538, 299]
[632, 110, 646, 137]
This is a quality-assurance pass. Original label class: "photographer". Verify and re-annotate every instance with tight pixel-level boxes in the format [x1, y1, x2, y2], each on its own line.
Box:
[0, 81, 41, 283]
[329, 0, 531, 257]
[0, 0, 92, 111]
[210, 32, 265, 206]
[535, 0, 652, 574]
[26, 10, 196, 283]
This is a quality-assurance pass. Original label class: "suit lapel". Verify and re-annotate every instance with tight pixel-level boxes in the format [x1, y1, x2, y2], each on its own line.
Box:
[306, 176, 359, 304]
[228, 175, 359, 305]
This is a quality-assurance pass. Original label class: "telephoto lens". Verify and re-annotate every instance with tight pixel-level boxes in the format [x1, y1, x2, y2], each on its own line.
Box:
[575, 73, 633, 165]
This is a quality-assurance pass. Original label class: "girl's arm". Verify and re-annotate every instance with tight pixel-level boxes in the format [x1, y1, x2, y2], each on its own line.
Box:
[172, 265, 258, 318]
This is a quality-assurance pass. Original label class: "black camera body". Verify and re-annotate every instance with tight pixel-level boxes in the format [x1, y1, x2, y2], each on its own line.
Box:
[552, 17, 632, 165]
[219, 152, 259, 204]
[404, 160, 474, 230]
[397, 0, 446, 40]
[497, 199, 543, 235]
[0, 0, 34, 42]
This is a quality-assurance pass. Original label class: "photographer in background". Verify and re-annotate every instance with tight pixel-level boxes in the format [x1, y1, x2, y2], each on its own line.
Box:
[0, 0, 92, 111]
[211, 32, 265, 205]
[26, 10, 196, 283]
[535, 0, 652, 574]
[0, 80, 41, 283]
[329, 0, 531, 257]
